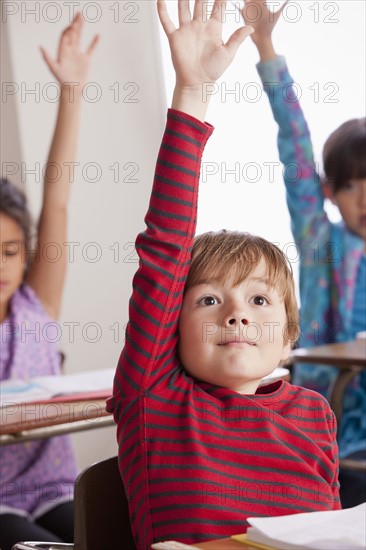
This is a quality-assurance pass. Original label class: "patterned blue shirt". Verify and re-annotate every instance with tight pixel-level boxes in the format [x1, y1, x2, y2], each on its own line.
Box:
[257, 57, 365, 459]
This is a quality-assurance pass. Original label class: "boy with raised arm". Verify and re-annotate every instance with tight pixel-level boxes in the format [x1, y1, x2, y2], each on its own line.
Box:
[107, 1, 340, 548]
[241, 0, 366, 508]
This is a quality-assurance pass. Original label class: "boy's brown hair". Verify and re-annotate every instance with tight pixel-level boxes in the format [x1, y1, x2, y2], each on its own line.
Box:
[186, 230, 300, 345]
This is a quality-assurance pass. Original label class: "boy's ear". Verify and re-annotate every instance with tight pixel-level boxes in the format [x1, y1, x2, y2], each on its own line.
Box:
[322, 181, 336, 205]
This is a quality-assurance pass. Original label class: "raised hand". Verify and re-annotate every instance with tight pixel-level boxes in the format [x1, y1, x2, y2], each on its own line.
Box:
[158, 0, 253, 120]
[40, 12, 99, 90]
[241, 0, 288, 59]
[159, 0, 253, 88]
[242, 0, 287, 41]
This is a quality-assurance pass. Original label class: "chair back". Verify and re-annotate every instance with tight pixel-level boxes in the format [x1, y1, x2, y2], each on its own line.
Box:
[74, 455, 136, 550]
[12, 456, 136, 550]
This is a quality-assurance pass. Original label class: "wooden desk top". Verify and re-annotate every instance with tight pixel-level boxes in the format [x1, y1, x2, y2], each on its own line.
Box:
[0, 398, 112, 443]
[291, 339, 366, 368]
[0, 398, 110, 435]
[192, 538, 248, 549]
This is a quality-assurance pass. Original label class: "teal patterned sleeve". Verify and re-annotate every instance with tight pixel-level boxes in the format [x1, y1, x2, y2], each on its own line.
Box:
[257, 56, 331, 262]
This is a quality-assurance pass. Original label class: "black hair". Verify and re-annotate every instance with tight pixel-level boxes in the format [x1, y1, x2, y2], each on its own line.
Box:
[323, 118, 366, 193]
[0, 178, 32, 254]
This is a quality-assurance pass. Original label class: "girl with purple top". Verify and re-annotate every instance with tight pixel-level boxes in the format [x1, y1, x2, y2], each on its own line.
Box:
[241, 0, 366, 508]
[0, 14, 99, 549]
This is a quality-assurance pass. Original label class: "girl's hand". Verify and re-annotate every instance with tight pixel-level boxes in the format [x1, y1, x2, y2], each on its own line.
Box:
[40, 12, 99, 91]
[158, 0, 253, 90]
[241, 0, 288, 47]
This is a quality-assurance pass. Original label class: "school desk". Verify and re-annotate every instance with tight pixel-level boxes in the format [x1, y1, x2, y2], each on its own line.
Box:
[0, 396, 114, 446]
[190, 538, 260, 549]
[0, 366, 290, 447]
[291, 339, 366, 471]
[152, 539, 263, 549]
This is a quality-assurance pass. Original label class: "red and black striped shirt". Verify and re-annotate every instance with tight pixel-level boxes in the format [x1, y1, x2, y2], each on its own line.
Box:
[107, 110, 340, 550]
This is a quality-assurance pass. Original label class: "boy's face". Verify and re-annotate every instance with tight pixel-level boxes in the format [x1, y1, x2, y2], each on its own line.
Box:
[178, 258, 291, 394]
[330, 178, 366, 243]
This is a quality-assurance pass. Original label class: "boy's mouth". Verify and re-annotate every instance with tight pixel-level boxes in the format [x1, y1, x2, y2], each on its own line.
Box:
[219, 339, 256, 346]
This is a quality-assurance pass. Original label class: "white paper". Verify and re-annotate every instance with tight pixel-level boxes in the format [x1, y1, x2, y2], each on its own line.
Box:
[247, 503, 366, 550]
[0, 368, 115, 406]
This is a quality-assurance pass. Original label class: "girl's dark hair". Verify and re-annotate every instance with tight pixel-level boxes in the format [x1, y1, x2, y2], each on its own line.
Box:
[323, 118, 366, 193]
[0, 178, 32, 252]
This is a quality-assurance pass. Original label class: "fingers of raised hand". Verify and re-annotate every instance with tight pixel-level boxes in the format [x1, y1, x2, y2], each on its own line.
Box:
[70, 11, 83, 42]
[225, 23, 253, 55]
[192, 0, 223, 21]
[242, 0, 264, 22]
[178, 0, 191, 24]
[157, 0, 176, 36]
[243, 0, 289, 17]
[275, 0, 289, 17]
[60, 12, 82, 49]
[40, 47, 56, 74]
[243, 0, 265, 7]
[86, 34, 100, 56]
[209, 0, 228, 22]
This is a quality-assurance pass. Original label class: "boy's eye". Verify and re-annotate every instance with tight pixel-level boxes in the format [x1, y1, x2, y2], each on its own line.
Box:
[198, 296, 218, 307]
[252, 295, 268, 306]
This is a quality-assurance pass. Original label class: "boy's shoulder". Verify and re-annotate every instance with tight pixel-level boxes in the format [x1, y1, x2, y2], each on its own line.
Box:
[287, 382, 330, 405]
[286, 382, 335, 420]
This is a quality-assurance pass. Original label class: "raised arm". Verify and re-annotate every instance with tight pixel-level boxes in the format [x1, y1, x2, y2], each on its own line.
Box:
[110, 0, 253, 403]
[242, 0, 287, 61]
[26, 13, 99, 319]
[159, 0, 253, 121]
[242, 0, 328, 248]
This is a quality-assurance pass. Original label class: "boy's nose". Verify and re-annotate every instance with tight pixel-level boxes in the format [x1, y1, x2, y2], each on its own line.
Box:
[225, 315, 249, 326]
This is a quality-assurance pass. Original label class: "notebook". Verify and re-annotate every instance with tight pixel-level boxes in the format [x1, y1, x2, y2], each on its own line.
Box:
[0, 368, 114, 406]
[232, 503, 366, 550]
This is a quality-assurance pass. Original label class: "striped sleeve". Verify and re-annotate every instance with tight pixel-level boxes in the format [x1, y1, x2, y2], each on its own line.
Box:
[110, 110, 213, 404]
[327, 406, 341, 509]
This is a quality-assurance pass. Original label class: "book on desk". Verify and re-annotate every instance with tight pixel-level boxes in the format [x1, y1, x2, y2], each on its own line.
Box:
[232, 502, 366, 550]
[151, 503, 366, 550]
[0, 368, 114, 406]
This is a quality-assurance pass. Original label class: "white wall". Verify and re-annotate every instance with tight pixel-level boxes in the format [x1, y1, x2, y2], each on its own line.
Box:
[0, 9, 23, 188]
[2, 0, 166, 468]
[159, 0, 366, 301]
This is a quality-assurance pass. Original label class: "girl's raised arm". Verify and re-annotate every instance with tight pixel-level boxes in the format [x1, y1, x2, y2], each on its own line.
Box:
[26, 13, 99, 319]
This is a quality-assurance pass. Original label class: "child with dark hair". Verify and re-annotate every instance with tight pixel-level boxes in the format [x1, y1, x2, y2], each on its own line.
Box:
[323, 119, 366, 191]
[0, 14, 99, 550]
[107, 2, 340, 549]
[241, 0, 366, 508]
